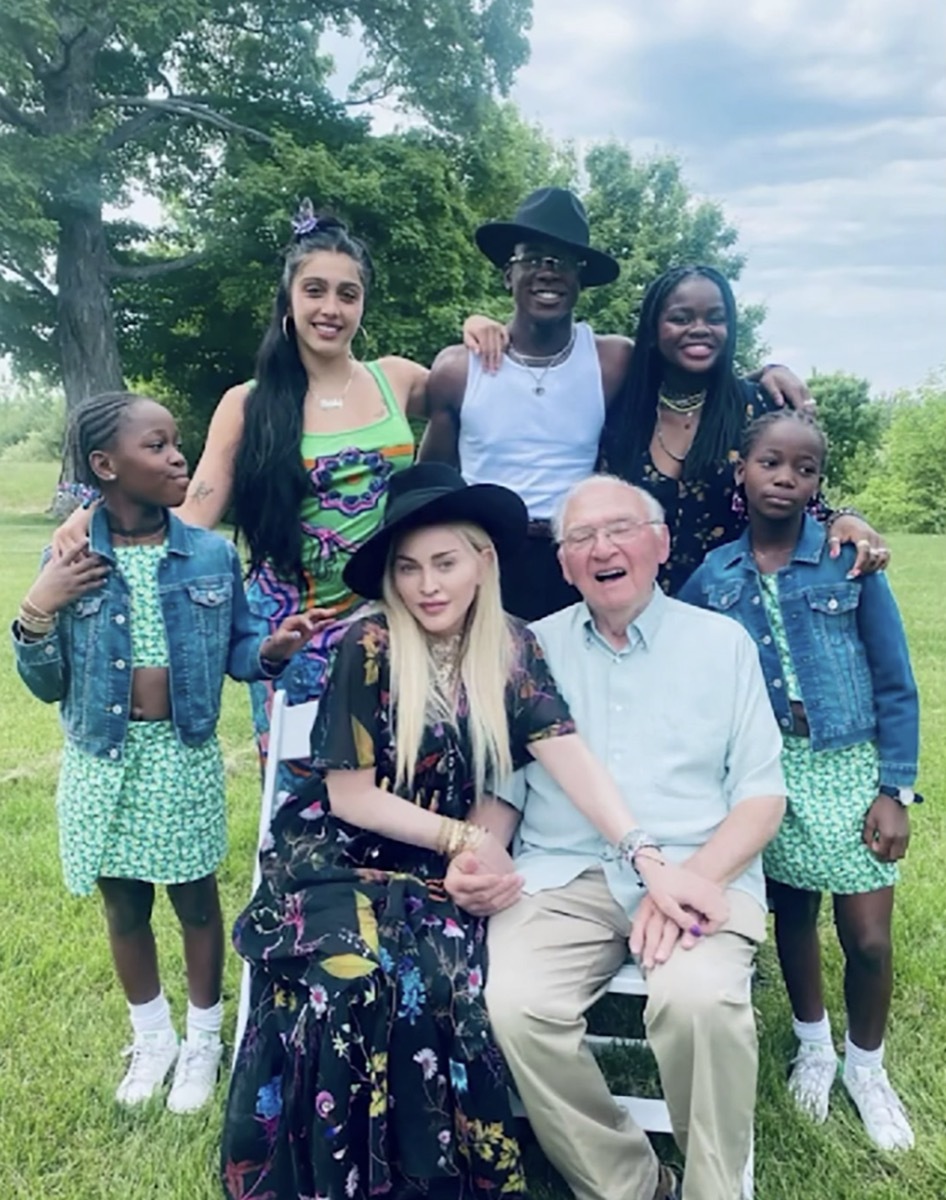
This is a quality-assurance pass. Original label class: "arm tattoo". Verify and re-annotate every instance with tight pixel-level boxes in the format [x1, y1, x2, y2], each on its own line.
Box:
[191, 480, 215, 502]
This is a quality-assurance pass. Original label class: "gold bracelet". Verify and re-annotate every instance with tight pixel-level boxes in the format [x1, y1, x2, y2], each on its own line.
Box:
[18, 608, 55, 635]
[436, 816, 461, 858]
[22, 595, 54, 621]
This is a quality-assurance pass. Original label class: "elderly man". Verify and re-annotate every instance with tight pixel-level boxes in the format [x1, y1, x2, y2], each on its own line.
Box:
[445, 474, 786, 1200]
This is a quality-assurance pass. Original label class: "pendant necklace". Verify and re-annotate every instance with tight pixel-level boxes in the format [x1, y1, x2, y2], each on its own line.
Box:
[507, 328, 577, 395]
[658, 386, 706, 432]
[654, 410, 689, 464]
[312, 360, 356, 410]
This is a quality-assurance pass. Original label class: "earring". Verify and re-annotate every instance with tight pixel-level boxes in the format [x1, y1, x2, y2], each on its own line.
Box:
[355, 325, 370, 355]
[731, 483, 746, 518]
[282, 314, 294, 341]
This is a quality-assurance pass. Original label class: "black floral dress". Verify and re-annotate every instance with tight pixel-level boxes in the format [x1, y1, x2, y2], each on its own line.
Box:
[222, 614, 575, 1200]
[619, 384, 829, 596]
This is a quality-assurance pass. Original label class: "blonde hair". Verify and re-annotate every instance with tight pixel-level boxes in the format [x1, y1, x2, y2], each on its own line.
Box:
[382, 521, 514, 798]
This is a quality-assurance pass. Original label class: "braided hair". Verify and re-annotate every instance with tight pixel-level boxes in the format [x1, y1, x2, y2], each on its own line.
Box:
[604, 265, 745, 482]
[64, 391, 144, 487]
[741, 408, 828, 467]
[232, 202, 375, 582]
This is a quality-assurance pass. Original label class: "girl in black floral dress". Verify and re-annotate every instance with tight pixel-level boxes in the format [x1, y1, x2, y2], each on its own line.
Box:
[602, 265, 885, 595]
[222, 463, 726, 1200]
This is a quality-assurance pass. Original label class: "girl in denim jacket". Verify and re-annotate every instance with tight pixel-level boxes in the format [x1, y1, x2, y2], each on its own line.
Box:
[12, 392, 316, 1116]
[679, 410, 920, 1153]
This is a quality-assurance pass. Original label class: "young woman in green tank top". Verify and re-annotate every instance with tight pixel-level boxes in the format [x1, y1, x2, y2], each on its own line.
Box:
[55, 204, 428, 789]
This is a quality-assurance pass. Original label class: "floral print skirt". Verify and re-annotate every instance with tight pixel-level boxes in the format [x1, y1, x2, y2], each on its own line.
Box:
[221, 863, 525, 1200]
[764, 736, 898, 895]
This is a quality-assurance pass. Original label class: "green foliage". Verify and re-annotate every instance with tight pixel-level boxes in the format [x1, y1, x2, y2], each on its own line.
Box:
[578, 144, 767, 369]
[0, 372, 64, 462]
[0, 0, 534, 400]
[807, 371, 888, 498]
[852, 375, 946, 533]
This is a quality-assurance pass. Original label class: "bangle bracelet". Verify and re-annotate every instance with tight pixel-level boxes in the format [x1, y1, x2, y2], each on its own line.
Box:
[826, 506, 863, 530]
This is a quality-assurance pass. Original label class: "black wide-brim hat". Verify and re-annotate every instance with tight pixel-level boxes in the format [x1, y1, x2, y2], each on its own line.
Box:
[475, 186, 620, 288]
[343, 463, 528, 601]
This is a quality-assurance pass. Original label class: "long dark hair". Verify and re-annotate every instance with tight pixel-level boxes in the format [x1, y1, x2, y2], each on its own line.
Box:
[232, 208, 374, 580]
[604, 265, 746, 481]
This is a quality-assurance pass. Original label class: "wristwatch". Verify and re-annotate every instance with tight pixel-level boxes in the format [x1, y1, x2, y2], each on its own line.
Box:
[614, 829, 664, 882]
[878, 784, 923, 807]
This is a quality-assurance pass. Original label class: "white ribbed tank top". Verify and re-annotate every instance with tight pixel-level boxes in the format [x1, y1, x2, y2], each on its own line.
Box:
[457, 322, 605, 519]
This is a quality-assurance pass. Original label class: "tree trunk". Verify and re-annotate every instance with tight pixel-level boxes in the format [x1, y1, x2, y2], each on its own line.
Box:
[52, 198, 124, 511]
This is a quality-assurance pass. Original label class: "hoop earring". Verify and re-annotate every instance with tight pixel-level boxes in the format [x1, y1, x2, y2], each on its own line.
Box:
[282, 314, 294, 341]
[355, 325, 370, 356]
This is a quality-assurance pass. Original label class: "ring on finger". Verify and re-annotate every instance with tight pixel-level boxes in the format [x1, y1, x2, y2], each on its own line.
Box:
[856, 539, 871, 549]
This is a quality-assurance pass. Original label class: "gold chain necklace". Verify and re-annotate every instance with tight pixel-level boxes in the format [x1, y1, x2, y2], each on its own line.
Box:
[654, 411, 689, 464]
[310, 360, 356, 410]
[658, 386, 707, 415]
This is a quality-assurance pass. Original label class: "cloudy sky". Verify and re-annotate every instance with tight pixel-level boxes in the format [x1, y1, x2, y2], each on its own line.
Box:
[331, 0, 945, 395]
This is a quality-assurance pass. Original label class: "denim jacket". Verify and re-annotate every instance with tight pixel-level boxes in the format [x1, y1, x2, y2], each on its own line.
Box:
[678, 515, 919, 788]
[12, 508, 280, 761]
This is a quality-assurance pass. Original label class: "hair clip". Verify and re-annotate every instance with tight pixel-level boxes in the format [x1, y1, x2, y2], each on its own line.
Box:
[291, 197, 320, 239]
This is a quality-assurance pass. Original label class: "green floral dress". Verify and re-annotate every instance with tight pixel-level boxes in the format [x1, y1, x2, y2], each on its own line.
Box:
[55, 544, 226, 895]
[222, 614, 575, 1200]
[758, 572, 897, 895]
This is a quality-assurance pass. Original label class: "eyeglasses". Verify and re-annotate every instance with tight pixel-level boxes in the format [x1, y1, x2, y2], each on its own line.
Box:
[560, 519, 663, 550]
[507, 252, 586, 273]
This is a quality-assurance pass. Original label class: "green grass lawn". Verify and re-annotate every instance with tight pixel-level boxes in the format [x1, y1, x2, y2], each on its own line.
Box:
[1, 462, 944, 1199]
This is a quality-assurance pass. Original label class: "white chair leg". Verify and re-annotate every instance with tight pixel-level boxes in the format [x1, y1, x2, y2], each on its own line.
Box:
[741, 1129, 754, 1200]
[231, 959, 252, 1074]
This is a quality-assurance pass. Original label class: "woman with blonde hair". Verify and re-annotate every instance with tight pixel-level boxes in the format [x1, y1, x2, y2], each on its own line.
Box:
[222, 463, 725, 1200]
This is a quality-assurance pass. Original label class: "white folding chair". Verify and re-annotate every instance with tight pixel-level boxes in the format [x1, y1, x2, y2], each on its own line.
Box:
[231, 690, 320, 1069]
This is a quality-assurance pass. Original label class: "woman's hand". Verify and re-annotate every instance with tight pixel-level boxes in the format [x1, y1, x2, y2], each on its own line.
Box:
[634, 855, 729, 935]
[444, 850, 523, 917]
[261, 606, 341, 662]
[827, 514, 889, 577]
[27, 541, 110, 615]
[862, 795, 909, 862]
[51, 501, 97, 559]
[462, 315, 509, 374]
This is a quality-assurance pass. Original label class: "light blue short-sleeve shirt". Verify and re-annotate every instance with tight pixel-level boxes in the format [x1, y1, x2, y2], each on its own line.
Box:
[500, 587, 786, 915]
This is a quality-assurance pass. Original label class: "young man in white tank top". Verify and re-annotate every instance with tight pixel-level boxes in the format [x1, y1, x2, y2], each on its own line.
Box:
[419, 189, 631, 620]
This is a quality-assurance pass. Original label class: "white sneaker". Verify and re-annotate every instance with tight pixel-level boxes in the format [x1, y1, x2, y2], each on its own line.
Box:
[787, 1040, 837, 1123]
[166, 1033, 223, 1114]
[843, 1064, 915, 1151]
[116, 1029, 179, 1105]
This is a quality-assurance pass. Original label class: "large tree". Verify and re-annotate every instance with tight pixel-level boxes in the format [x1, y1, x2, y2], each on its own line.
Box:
[0, 0, 532, 423]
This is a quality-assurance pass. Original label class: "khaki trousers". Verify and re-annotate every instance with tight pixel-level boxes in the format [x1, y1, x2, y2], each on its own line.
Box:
[486, 869, 765, 1200]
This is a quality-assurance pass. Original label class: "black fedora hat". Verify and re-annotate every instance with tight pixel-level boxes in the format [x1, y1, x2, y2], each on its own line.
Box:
[343, 463, 528, 601]
[475, 186, 620, 288]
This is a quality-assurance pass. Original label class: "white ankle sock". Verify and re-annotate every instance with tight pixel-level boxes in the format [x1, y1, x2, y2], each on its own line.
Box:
[793, 1012, 835, 1049]
[844, 1032, 884, 1072]
[129, 991, 174, 1037]
[186, 999, 223, 1044]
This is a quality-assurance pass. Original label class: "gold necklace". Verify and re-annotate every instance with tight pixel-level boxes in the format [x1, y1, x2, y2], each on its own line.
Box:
[654, 411, 689, 464]
[658, 386, 707, 415]
[429, 633, 463, 700]
[310, 360, 356, 410]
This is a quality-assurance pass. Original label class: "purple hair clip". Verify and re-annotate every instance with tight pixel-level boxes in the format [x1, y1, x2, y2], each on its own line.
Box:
[291, 197, 321, 240]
